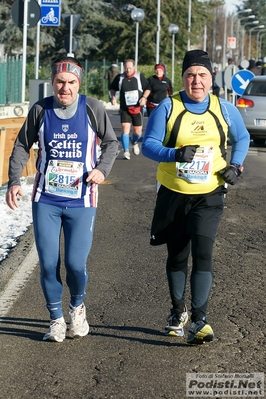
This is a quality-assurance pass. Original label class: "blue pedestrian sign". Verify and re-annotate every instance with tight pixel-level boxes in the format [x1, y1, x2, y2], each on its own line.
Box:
[231, 70, 255, 96]
[40, 5, 60, 26]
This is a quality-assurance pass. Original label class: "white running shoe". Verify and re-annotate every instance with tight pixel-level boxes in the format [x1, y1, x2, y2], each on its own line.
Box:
[43, 317, 66, 342]
[69, 303, 89, 338]
[124, 150, 131, 160]
[165, 307, 188, 337]
[132, 142, 140, 155]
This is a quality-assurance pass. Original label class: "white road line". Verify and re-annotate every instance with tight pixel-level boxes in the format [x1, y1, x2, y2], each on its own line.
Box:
[248, 149, 258, 156]
[0, 244, 38, 317]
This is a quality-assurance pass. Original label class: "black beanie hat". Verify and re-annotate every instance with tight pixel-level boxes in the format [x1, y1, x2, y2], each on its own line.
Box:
[182, 50, 212, 76]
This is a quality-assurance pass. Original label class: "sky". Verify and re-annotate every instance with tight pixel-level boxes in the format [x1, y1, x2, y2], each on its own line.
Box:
[224, 0, 244, 14]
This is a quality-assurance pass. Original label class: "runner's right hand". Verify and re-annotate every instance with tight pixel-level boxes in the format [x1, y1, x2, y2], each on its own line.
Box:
[175, 145, 199, 163]
[5, 185, 23, 210]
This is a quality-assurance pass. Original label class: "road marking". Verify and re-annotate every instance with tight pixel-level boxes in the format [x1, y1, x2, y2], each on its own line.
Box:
[101, 180, 117, 185]
[0, 244, 38, 318]
[248, 149, 258, 156]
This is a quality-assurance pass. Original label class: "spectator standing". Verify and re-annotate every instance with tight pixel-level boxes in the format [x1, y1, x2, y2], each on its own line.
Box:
[110, 59, 150, 160]
[212, 66, 220, 97]
[255, 60, 262, 74]
[146, 63, 173, 116]
[226, 58, 234, 100]
[248, 59, 260, 76]
[261, 57, 266, 75]
[142, 50, 250, 345]
[104, 61, 120, 100]
[6, 55, 118, 343]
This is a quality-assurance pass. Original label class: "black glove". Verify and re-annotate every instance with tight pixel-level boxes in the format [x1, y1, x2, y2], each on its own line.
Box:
[175, 145, 199, 163]
[219, 164, 242, 185]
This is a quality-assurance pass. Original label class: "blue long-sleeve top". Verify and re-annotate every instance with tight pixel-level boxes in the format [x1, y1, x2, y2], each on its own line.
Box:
[142, 91, 250, 166]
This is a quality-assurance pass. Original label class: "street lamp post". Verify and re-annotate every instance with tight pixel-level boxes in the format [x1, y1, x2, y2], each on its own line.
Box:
[257, 29, 266, 59]
[168, 24, 179, 88]
[249, 25, 265, 59]
[222, 13, 227, 69]
[238, 15, 256, 60]
[131, 8, 145, 71]
[230, 9, 252, 62]
[231, 8, 252, 36]
[259, 33, 266, 59]
[215, 44, 222, 66]
[156, 0, 161, 64]
[187, 0, 191, 50]
[242, 20, 259, 60]
[203, 25, 207, 51]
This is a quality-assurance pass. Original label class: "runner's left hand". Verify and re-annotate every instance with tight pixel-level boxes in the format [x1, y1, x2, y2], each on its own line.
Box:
[86, 170, 105, 184]
[219, 165, 239, 185]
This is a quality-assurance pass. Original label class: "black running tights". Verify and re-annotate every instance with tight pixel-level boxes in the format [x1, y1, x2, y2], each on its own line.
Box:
[166, 234, 214, 321]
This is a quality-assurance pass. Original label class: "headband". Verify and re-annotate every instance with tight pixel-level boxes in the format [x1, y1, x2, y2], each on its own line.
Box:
[52, 62, 83, 85]
[155, 65, 165, 72]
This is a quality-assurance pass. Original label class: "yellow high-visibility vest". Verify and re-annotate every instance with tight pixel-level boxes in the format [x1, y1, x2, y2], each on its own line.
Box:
[157, 94, 229, 194]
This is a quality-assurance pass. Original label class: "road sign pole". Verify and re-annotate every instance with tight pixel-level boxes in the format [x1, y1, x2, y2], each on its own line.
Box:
[69, 15, 73, 54]
[35, 0, 41, 79]
[22, 0, 29, 103]
[12, 0, 41, 101]
[62, 13, 81, 54]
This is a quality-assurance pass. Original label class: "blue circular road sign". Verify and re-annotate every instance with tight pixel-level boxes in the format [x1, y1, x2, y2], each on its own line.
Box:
[231, 70, 255, 96]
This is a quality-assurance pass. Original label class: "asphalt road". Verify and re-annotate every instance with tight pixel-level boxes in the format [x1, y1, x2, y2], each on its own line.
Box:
[0, 112, 266, 399]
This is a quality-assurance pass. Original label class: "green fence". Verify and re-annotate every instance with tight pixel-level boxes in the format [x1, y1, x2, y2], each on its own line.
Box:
[82, 60, 110, 98]
[0, 57, 22, 105]
[0, 58, 117, 104]
[0, 58, 181, 105]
